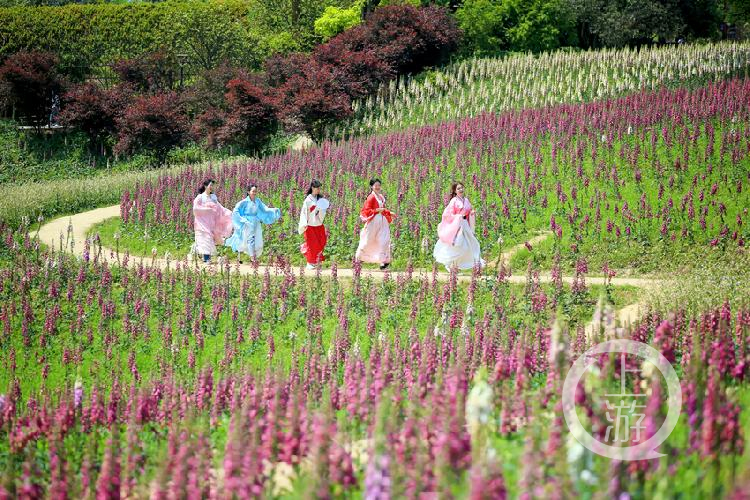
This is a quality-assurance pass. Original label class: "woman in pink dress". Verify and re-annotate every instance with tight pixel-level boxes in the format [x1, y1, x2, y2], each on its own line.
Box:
[355, 178, 395, 270]
[433, 182, 485, 271]
[192, 179, 233, 263]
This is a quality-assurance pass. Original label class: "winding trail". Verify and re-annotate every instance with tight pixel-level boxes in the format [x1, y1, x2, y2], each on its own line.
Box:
[36, 204, 662, 289]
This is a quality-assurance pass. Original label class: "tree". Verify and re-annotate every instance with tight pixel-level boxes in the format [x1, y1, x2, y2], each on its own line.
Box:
[0, 51, 65, 128]
[455, 0, 507, 55]
[217, 77, 278, 150]
[274, 61, 352, 142]
[58, 82, 133, 153]
[500, 0, 577, 52]
[113, 52, 176, 93]
[115, 92, 189, 164]
[313, 44, 394, 99]
[314, 3, 364, 41]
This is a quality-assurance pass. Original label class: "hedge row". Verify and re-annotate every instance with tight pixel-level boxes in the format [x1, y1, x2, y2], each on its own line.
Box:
[0, 0, 349, 74]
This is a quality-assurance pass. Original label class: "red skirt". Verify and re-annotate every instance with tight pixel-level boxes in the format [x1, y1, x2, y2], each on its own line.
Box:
[301, 225, 327, 264]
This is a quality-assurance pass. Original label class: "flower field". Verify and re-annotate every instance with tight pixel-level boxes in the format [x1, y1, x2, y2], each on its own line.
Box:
[331, 42, 750, 138]
[0, 220, 748, 497]
[119, 78, 749, 274]
[1, 43, 750, 499]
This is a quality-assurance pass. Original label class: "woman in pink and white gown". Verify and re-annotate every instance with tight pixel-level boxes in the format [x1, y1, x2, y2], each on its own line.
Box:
[433, 182, 485, 271]
[192, 179, 233, 263]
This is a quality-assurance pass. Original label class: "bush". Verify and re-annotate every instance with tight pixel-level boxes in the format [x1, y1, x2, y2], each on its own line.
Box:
[313, 44, 394, 99]
[113, 52, 177, 94]
[0, 51, 66, 127]
[314, 2, 363, 41]
[274, 61, 352, 141]
[455, 0, 506, 56]
[0, 1, 270, 73]
[115, 92, 189, 164]
[216, 78, 278, 150]
[328, 5, 461, 75]
[58, 83, 133, 150]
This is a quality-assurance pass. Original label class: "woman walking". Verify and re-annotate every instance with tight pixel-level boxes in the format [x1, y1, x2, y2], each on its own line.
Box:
[298, 179, 330, 269]
[192, 179, 233, 263]
[225, 184, 281, 262]
[355, 178, 394, 270]
[433, 182, 485, 271]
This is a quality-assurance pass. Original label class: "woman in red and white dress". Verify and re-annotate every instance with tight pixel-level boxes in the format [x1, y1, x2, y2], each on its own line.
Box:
[298, 179, 330, 269]
[355, 178, 395, 269]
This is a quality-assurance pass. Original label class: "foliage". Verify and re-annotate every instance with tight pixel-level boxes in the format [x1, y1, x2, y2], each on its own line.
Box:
[114, 92, 190, 164]
[0, 0, 284, 73]
[57, 83, 132, 149]
[113, 52, 178, 94]
[314, 1, 363, 41]
[454, 0, 506, 56]
[217, 77, 279, 150]
[0, 51, 65, 127]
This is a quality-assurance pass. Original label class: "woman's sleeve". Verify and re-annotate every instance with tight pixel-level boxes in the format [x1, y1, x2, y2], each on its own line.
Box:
[257, 199, 281, 225]
[360, 194, 377, 222]
[193, 195, 214, 214]
[297, 199, 308, 235]
[231, 201, 247, 229]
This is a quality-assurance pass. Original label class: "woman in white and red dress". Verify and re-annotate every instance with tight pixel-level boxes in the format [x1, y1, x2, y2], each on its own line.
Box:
[355, 178, 395, 270]
[298, 179, 330, 269]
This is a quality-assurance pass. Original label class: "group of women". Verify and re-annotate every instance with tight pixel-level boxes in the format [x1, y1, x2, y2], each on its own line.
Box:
[192, 178, 485, 271]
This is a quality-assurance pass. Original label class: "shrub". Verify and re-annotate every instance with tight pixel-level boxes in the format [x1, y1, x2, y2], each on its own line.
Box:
[217, 77, 278, 150]
[327, 5, 461, 75]
[58, 83, 133, 150]
[313, 44, 394, 99]
[274, 61, 352, 142]
[314, 3, 363, 41]
[115, 92, 189, 164]
[113, 52, 177, 93]
[455, 0, 506, 56]
[0, 51, 65, 127]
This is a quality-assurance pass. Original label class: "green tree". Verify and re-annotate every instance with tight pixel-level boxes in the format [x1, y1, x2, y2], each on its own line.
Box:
[455, 0, 506, 55]
[501, 0, 577, 52]
[314, 1, 364, 41]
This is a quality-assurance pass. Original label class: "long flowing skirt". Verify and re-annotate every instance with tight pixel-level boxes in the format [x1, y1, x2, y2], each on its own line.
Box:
[301, 225, 327, 264]
[194, 229, 217, 256]
[225, 221, 265, 257]
[355, 215, 391, 264]
[433, 219, 485, 270]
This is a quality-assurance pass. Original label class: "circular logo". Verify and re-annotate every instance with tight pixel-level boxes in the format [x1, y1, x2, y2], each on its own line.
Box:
[562, 339, 682, 461]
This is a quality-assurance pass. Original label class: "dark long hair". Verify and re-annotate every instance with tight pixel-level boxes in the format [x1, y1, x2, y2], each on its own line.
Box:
[450, 181, 464, 199]
[197, 179, 215, 195]
[306, 179, 322, 200]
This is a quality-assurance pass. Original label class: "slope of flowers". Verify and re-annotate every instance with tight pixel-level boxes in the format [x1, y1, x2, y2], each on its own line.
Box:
[121, 79, 750, 273]
[0, 223, 748, 497]
[329, 42, 750, 138]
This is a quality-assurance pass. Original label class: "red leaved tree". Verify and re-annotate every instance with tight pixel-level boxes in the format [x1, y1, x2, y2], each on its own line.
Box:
[113, 51, 176, 93]
[58, 82, 134, 152]
[215, 77, 278, 150]
[273, 61, 352, 142]
[0, 51, 66, 128]
[115, 91, 189, 164]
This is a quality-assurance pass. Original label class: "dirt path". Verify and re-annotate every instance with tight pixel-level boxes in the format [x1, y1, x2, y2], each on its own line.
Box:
[37, 204, 662, 288]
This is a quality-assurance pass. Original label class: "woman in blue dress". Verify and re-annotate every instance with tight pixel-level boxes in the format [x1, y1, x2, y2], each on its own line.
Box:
[225, 184, 281, 262]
